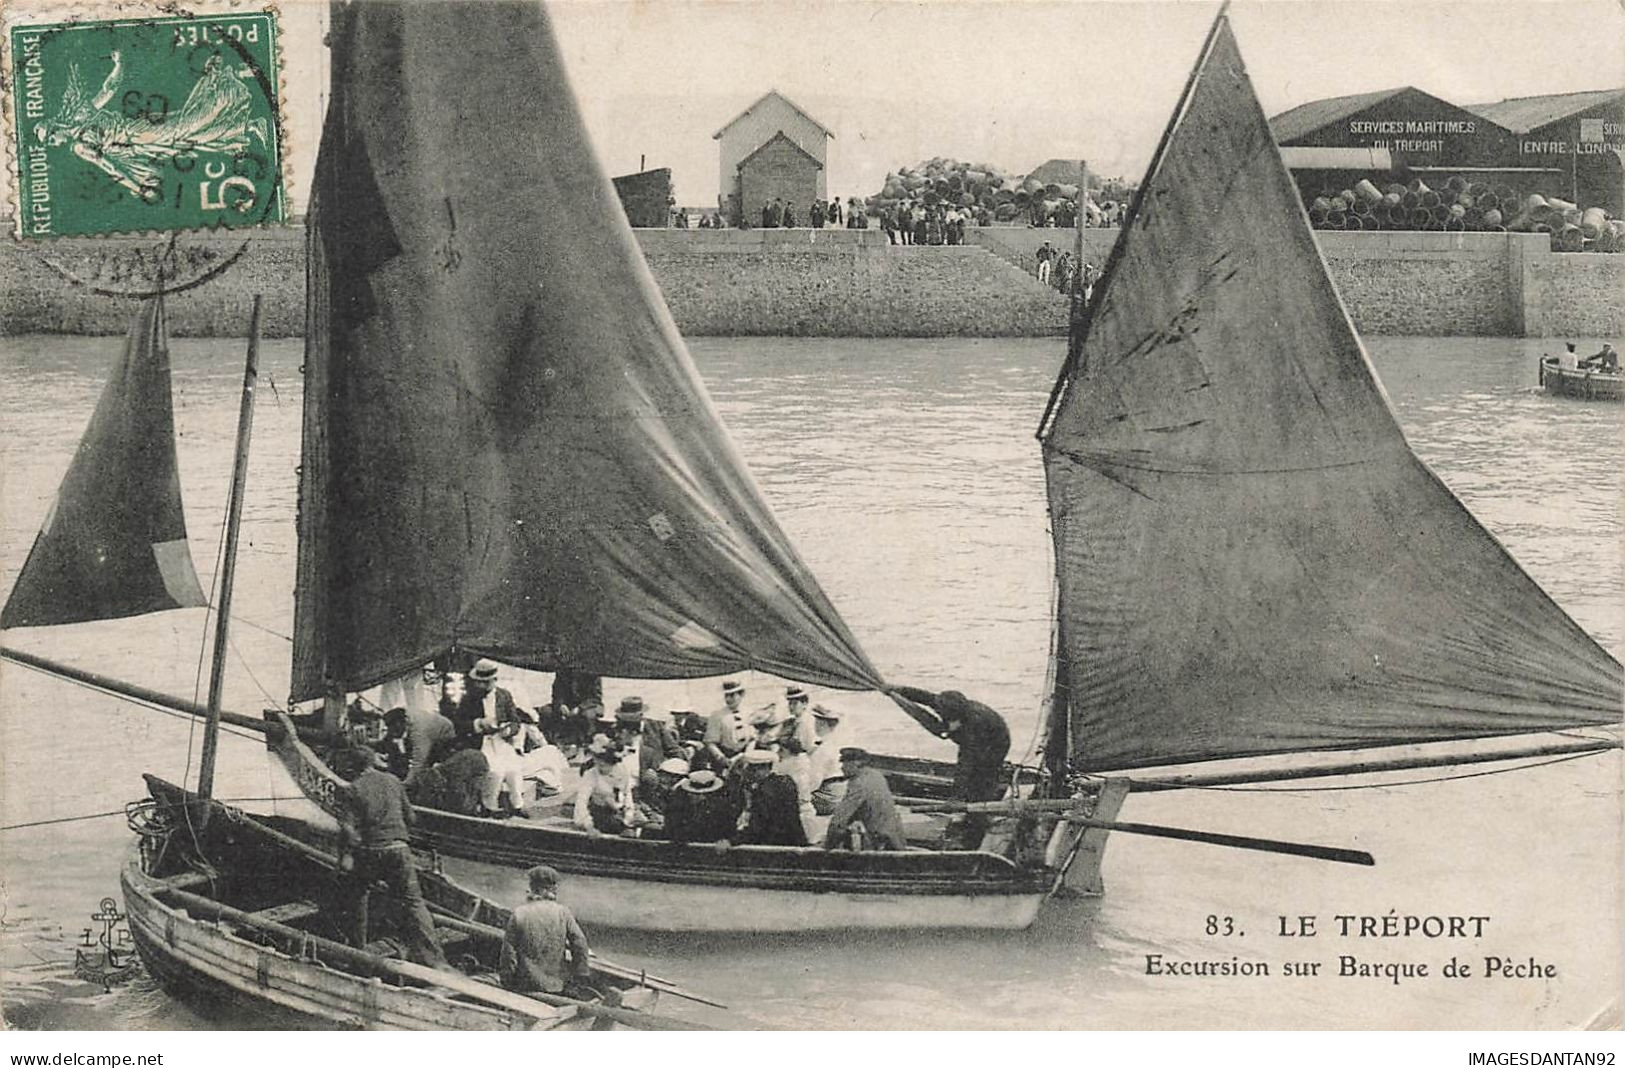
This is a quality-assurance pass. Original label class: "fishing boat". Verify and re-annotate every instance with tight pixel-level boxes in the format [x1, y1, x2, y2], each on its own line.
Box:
[1538, 355, 1623, 400]
[5, 1, 1619, 937]
[124, 774, 710, 1030]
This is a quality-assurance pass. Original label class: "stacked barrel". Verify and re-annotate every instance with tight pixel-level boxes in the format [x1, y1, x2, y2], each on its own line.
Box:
[1304, 175, 1622, 251]
[868, 158, 1097, 223]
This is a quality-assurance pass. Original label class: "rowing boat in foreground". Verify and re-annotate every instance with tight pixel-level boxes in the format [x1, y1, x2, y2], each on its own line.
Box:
[125, 774, 710, 1030]
[1538, 356, 1623, 400]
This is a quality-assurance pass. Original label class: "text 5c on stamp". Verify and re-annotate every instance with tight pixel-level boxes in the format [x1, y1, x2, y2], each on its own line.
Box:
[9, 11, 284, 238]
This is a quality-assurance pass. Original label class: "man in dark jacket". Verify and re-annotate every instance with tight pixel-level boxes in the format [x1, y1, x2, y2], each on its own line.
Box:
[731, 749, 808, 846]
[664, 770, 740, 844]
[334, 746, 449, 968]
[890, 686, 1011, 848]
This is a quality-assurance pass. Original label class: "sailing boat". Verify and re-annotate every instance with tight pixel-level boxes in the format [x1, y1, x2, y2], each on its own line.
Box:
[6, 1, 1619, 937]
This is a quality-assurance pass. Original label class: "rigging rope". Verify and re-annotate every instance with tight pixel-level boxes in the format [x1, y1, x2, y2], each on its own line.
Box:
[0, 797, 310, 832]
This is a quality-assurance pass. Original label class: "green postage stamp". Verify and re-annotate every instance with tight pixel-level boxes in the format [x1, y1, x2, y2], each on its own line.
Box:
[8, 11, 284, 238]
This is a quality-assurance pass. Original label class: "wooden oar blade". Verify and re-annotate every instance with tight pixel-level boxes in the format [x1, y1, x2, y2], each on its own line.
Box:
[1077, 817, 1375, 866]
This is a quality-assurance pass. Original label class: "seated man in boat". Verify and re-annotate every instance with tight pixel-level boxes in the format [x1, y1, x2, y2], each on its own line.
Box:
[499, 865, 594, 999]
[1558, 342, 1580, 371]
[634, 757, 691, 839]
[732, 749, 808, 847]
[572, 741, 640, 835]
[442, 658, 520, 749]
[1580, 343, 1620, 372]
[890, 686, 1011, 849]
[332, 746, 451, 970]
[822, 747, 908, 852]
[664, 769, 740, 845]
[477, 702, 542, 819]
[613, 696, 684, 777]
[668, 705, 710, 756]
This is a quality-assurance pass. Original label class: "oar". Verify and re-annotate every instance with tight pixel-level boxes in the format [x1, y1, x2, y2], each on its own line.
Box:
[902, 799, 1375, 866]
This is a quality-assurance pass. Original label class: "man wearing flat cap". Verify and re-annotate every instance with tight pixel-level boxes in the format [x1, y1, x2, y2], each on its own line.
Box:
[889, 686, 1010, 848]
[823, 747, 908, 851]
[500, 865, 593, 997]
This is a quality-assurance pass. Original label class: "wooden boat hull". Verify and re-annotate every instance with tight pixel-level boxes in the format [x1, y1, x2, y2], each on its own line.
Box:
[122, 845, 577, 1030]
[1539, 357, 1624, 400]
[266, 714, 1078, 933]
[442, 854, 1046, 932]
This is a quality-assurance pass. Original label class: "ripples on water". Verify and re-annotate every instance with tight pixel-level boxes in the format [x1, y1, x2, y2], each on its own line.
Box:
[0, 332, 1619, 1030]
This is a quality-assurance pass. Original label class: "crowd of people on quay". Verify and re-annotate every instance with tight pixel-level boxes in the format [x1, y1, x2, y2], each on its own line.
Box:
[748, 196, 869, 230]
[332, 660, 1012, 854]
[1032, 240, 1100, 298]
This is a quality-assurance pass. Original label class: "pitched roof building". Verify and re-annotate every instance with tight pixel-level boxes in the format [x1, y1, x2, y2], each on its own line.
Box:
[714, 90, 832, 224]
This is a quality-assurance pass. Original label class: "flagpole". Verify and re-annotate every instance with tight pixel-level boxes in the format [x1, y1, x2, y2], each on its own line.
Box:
[197, 296, 263, 801]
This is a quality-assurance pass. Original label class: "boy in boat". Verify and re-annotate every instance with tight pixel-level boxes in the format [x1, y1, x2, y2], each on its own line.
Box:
[573, 741, 640, 835]
[332, 746, 450, 969]
[822, 748, 908, 851]
[499, 865, 594, 998]
[889, 686, 1011, 849]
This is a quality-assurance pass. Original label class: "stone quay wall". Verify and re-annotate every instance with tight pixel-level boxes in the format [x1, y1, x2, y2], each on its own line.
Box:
[1, 222, 1617, 339]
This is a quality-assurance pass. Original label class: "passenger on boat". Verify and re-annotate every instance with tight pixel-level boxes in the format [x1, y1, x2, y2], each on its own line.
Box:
[807, 704, 847, 816]
[406, 747, 489, 815]
[822, 747, 908, 851]
[669, 705, 710, 752]
[573, 741, 640, 835]
[614, 696, 684, 777]
[635, 757, 691, 839]
[332, 746, 450, 969]
[382, 704, 457, 788]
[664, 769, 740, 844]
[477, 702, 542, 819]
[1558, 342, 1580, 371]
[376, 707, 412, 780]
[1581, 344, 1620, 372]
[732, 748, 809, 847]
[704, 679, 750, 756]
[499, 865, 594, 998]
[891, 686, 1011, 848]
[442, 658, 522, 751]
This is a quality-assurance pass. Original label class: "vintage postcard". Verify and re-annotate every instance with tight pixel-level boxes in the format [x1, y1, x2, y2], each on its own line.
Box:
[0, 0, 1619, 1052]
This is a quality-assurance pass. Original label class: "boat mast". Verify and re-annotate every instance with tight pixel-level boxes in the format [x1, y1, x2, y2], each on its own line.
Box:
[197, 296, 264, 801]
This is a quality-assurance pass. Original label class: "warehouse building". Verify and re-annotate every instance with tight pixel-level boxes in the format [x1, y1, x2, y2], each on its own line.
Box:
[714, 90, 831, 227]
[1466, 89, 1624, 214]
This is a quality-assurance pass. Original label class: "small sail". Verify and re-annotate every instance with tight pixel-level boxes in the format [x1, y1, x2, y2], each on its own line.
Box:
[291, 1, 881, 702]
[2, 298, 206, 628]
[1039, 17, 1622, 772]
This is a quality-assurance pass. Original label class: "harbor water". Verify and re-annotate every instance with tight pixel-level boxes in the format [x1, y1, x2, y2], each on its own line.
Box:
[0, 333, 1619, 1030]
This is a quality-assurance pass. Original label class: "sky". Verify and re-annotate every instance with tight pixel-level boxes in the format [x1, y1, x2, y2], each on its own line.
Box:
[3, 0, 1622, 213]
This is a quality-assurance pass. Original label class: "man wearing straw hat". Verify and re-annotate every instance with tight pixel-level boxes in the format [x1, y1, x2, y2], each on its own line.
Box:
[704, 679, 750, 757]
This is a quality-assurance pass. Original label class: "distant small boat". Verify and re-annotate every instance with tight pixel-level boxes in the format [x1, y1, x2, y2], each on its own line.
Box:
[1539, 356, 1624, 401]
[123, 775, 713, 1031]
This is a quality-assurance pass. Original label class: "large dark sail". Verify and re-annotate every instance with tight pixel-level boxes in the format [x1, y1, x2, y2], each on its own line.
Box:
[2, 298, 206, 628]
[1039, 17, 1622, 772]
[291, 1, 882, 702]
